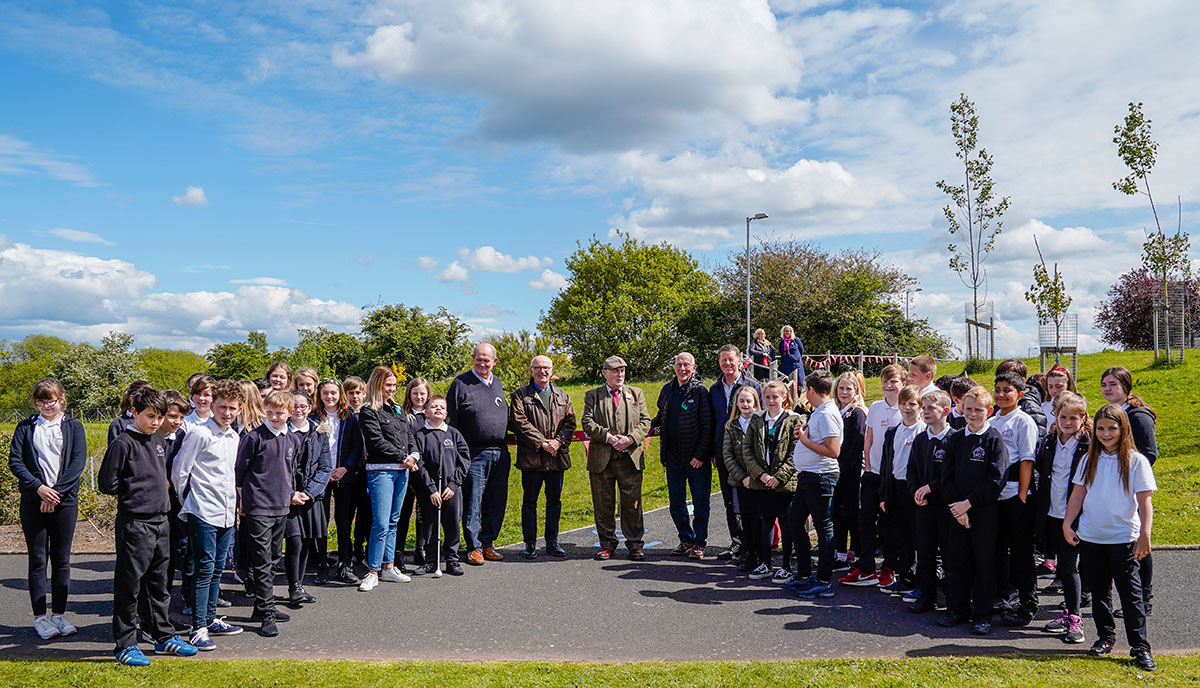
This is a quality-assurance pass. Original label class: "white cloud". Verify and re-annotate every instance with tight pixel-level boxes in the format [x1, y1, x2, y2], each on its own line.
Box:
[465, 303, 516, 318]
[172, 185, 209, 207]
[434, 260, 469, 283]
[230, 277, 288, 286]
[458, 246, 550, 273]
[529, 268, 569, 292]
[415, 256, 439, 271]
[0, 133, 99, 187]
[35, 228, 114, 245]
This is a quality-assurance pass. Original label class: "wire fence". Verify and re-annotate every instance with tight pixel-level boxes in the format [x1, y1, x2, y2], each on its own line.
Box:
[0, 408, 119, 424]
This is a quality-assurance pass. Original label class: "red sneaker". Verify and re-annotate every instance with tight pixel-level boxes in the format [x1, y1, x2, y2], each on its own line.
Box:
[877, 568, 895, 587]
[838, 568, 880, 587]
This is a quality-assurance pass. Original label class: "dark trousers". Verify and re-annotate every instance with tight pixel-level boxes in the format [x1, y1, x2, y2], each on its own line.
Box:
[521, 469, 565, 545]
[997, 495, 1037, 606]
[418, 491, 463, 563]
[188, 517, 232, 630]
[285, 535, 318, 590]
[744, 488, 789, 568]
[589, 455, 644, 551]
[1045, 516, 1081, 615]
[243, 514, 286, 615]
[914, 505, 949, 602]
[736, 486, 763, 566]
[833, 463, 861, 554]
[394, 483, 423, 567]
[462, 448, 511, 551]
[167, 500, 191, 604]
[856, 472, 884, 573]
[663, 459, 712, 547]
[113, 515, 172, 650]
[1079, 540, 1150, 650]
[353, 473, 372, 557]
[20, 498, 76, 617]
[945, 502, 999, 621]
[713, 454, 743, 549]
[885, 477, 916, 580]
[788, 472, 838, 581]
[333, 477, 361, 565]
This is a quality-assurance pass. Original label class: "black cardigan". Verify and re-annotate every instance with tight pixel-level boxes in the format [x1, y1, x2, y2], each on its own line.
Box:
[1034, 432, 1090, 534]
[936, 427, 1008, 507]
[7, 414, 88, 507]
[1127, 406, 1158, 465]
[907, 427, 958, 505]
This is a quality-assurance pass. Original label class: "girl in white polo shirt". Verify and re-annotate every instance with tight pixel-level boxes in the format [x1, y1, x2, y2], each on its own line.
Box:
[1063, 404, 1156, 672]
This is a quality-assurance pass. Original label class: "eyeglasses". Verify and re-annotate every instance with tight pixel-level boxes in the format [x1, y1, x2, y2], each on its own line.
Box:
[293, 404, 311, 411]
[34, 399, 60, 407]
[531, 366, 553, 371]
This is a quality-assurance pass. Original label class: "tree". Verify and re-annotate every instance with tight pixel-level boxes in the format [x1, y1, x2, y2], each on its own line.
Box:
[1095, 267, 1200, 351]
[540, 234, 717, 379]
[206, 330, 272, 381]
[1024, 235, 1073, 355]
[138, 348, 209, 392]
[937, 93, 1011, 359]
[288, 328, 365, 380]
[487, 330, 573, 391]
[359, 304, 473, 382]
[50, 331, 147, 412]
[0, 334, 73, 408]
[1112, 101, 1191, 360]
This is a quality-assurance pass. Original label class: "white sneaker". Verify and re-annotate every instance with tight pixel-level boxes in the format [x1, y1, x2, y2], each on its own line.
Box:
[748, 563, 774, 580]
[34, 615, 60, 640]
[379, 567, 411, 583]
[50, 614, 77, 636]
[357, 572, 379, 592]
[771, 568, 795, 585]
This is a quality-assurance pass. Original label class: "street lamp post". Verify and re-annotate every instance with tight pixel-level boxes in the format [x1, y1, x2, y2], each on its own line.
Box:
[745, 213, 768, 355]
[905, 287, 923, 320]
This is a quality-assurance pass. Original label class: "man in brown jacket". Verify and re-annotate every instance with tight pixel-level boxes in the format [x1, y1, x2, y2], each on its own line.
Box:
[581, 355, 651, 561]
[509, 355, 576, 559]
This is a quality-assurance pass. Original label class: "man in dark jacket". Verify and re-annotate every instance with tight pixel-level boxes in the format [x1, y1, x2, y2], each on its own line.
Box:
[509, 355, 577, 559]
[652, 352, 714, 559]
[709, 344, 762, 560]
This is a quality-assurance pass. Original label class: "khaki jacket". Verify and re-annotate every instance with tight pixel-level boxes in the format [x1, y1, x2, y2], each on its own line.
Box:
[581, 384, 651, 472]
[509, 380, 576, 471]
[742, 410, 802, 493]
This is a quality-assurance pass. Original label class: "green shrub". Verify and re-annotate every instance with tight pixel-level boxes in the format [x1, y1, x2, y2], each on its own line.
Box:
[0, 430, 18, 525]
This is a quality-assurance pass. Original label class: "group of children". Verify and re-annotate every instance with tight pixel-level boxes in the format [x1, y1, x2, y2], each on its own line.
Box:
[720, 355, 1158, 671]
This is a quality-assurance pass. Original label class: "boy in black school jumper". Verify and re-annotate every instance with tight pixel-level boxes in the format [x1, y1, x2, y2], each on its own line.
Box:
[99, 387, 198, 666]
[878, 385, 925, 594]
[236, 390, 302, 638]
[991, 371, 1040, 626]
[908, 389, 957, 613]
[412, 396, 471, 576]
[107, 380, 151, 445]
[947, 377, 975, 431]
[936, 385, 1008, 635]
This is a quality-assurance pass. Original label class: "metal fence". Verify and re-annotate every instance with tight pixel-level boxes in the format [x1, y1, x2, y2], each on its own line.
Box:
[0, 408, 118, 424]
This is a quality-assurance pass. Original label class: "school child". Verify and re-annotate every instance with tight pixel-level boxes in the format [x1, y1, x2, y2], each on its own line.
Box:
[840, 364, 905, 587]
[397, 377, 432, 570]
[740, 381, 800, 581]
[159, 391, 193, 616]
[724, 386, 763, 572]
[832, 371, 867, 571]
[782, 370, 845, 599]
[108, 380, 152, 445]
[1064, 404, 1156, 671]
[283, 391, 333, 605]
[236, 380, 267, 434]
[1099, 365, 1158, 616]
[991, 371, 1040, 626]
[1041, 366, 1077, 431]
[412, 395, 470, 576]
[99, 387, 198, 665]
[907, 390, 957, 613]
[908, 355, 939, 395]
[293, 368, 319, 398]
[7, 378, 87, 640]
[343, 375, 372, 564]
[995, 359, 1048, 435]
[184, 375, 215, 430]
[314, 378, 363, 585]
[266, 361, 294, 391]
[936, 385, 1008, 635]
[878, 385, 926, 595]
[947, 377, 976, 431]
[172, 381, 245, 650]
[1035, 391, 1090, 644]
[236, 389, 303, 637]
[934, 374, 958, 393]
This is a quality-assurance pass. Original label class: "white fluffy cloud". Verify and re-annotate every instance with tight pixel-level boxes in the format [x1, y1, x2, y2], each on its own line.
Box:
[172, 185, 209, 207]
[529, 268, 569, 292]
[415, 255, 439, 271]
[458, 246, 549, 273]
[434, 260, 469, 283]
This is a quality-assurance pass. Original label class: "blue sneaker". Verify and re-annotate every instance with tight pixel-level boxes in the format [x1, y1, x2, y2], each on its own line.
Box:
[115, 646, 152, 666]
[785, 576, 819, 595]
[153, 635, 198, 656]
[902, 587, 922, 604]
[798, 581, 835, 599]
[188, 628, 215, 652]
[208, 617, 243, 636]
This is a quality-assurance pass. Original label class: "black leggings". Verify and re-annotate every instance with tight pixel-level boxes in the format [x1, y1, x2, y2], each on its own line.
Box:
[285, 535, 318, 590]
[21, 499, 77, 616]
[1046, 516, 1081, 615]
[832, 465, 861, 555]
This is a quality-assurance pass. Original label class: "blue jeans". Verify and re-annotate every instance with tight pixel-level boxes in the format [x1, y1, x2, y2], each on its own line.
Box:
[663, 459, 712, 547]
[788, 471, 838, 581]
[462, 448, 511, 551]
[188, 517, 232, 629]
[367, 470, 408, 571]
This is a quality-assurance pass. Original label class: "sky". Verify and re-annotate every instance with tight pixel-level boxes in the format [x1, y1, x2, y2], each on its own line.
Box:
[1, 0, 1197, 358]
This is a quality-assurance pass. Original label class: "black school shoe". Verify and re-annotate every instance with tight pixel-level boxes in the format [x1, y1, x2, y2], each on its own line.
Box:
[314, 566, 330, 585]
[259, 613, 279, 638]
[908, 597, 937, 614]
[250, 608, 290, 623]
[447, 561, 464, 576]
[970, 621, 992, 635]
[336, 565, 361, 585]
[546, 543, 566, 557]
[413, 563, 439, 575]
[1001, 608, 1034, 626]
[523, 543, 538, 560]
[937, 613, 969, 627]
[1131, 647, 1156, 671]
[1089, 639, 1114, 656]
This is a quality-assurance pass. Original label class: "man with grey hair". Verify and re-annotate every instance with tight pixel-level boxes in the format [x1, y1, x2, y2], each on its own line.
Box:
[709, 344, 762, 561]
[509, 355, 576, 559]
[447, 342, 510, 566]
[651, 352, 714, 559]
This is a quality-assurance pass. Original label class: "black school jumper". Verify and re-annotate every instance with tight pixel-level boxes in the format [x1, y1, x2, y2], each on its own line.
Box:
[236, 424, 301, 617]
[878, 425, 916, 582]
[99, 429, 174, 650]
[1035, 432, 1090, 616]
[936, 427, 1008, 622]
[907, 427, 957, 604]
[834, 406, 866, 556]
[414, 423, 471, 564]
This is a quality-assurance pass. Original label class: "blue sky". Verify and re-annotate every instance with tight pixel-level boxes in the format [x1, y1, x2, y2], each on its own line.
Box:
[1, 0, 1197, 357]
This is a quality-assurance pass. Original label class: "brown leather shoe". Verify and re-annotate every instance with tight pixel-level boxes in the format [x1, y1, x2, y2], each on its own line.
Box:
[688, 546, 705, 560]
[670, 542, 690, 556]
[466, 549, 485, 566]
[594, 548, 613, 561]
[482, 546, 504, 561]
[629, 548, 646, 561]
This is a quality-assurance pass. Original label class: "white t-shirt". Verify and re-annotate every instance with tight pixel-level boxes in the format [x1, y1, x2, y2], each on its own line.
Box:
[1073, 450, 1156, 544]
[864, 399, 901, 474]
[792, 400, 842, 474]
[33, 414, 65, 487]
[891, 419, 927, 481]
[1048, 434, 1079, 519]
[990, 408, 1038, 500]
[1041, 400, 1056, 431]
[921, 383, 939, 396]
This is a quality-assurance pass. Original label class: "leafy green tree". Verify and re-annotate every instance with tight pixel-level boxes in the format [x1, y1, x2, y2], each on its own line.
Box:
[540, 234, 717, 379]
[206, 330, 272, 381]
[0, 335, 73, 408]
[360, 304, 473, 382]
[138, 348, 209, 392]
[937, 93, 1010, 359]
[1024, 235, 1073, 354]
[49, 331, 147, 412]
[486, 330, 574, 390]
[289, 328, 364, 380]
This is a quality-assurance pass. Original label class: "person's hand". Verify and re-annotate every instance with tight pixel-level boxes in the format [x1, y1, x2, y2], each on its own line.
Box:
[689, 458, 704, 469]
[1018, 491, 1027, 504]
[544, 439, 561, 454]
[955, 512, 970, 529]
[331, 467, 347, 481]
[430, 492, 443, 508]
[402, 456, 419, 471]
[914, 485, 930, 507]
[606, 434, 621, 447]
[949, 499, 971, 519]
[760, 474, 779, 489]
[441, 487, 455, 501]
[1063, 523, 1080, 547]
[36, 485, 60, 506]
[742, 476, 752, 489]
[40, 500, 55, 513]
[793, 424, 806, 440]
[879, 501, 886, 513]
[1135, 532, 1151, 560]
[291, 491, 309, 505]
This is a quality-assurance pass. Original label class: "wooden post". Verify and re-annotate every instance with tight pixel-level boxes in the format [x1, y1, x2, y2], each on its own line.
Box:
[1153, 310, 1160, 361]
[989, 317, 995, 366]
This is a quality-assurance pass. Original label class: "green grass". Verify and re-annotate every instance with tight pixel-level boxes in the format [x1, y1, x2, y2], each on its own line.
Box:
[1, 656, 1197, 687]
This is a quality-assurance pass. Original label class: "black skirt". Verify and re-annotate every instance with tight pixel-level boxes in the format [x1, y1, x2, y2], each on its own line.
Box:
[286, 499, 328, 539]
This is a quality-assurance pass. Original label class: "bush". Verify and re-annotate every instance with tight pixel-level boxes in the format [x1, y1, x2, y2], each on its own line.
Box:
[962, 357, 994, 376]
[0, 430, 18, 525]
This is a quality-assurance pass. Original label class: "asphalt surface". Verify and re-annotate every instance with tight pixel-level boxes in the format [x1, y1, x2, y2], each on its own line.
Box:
[2, 495, 1198, 662]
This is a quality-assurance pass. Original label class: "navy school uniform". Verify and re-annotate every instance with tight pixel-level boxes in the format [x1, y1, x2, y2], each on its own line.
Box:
[162, 428, 191, 604]
[319, 413, 365, 568]
[878, 425, 916, 582]
[906, 426, 958, 605]
[236, 424, 302, 616]
[413, 423, 471, 565]
[834, 406, 866, 556]
[1035, 431, 1090, 616]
